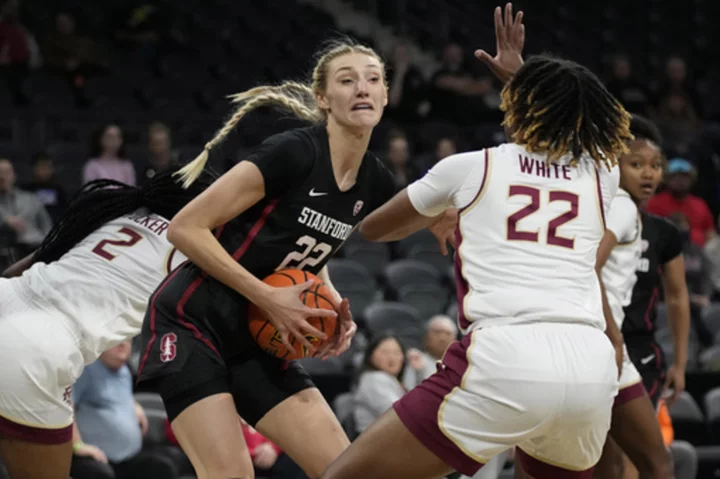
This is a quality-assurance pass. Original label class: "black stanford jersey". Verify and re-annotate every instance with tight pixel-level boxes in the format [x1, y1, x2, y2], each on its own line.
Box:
[622, 213, 683, 337]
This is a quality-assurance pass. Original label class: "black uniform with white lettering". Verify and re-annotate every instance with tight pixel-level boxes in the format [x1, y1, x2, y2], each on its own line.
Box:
[136, 125, 396, 424]
[622, 212, 683, 407]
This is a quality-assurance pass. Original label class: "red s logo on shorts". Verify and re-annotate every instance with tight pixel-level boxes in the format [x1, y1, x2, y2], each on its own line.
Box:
[160, 333, 178, 363]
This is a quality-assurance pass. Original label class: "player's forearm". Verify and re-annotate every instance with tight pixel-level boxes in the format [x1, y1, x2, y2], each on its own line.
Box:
[597, 270, 623, 347]
[167, 225, 271, 305]
[1, 252, 35, 278]
[665, 292, 690, 369]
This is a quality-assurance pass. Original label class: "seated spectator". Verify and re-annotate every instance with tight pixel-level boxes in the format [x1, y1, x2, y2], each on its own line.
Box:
[71, 341, 178, 479]
[83, 123, 136, 186]
[42, 12, 108, 107]
[704, 215, 720, 298]
[141, 122, 177, 184]
[385, 41, 427, 123]
[20, 153, 66, 224]
[164, 417, 308, 478]
[0, 0, 31, 104]
[606, 54, 651, 115]
[353, 334, 407, 433]
[404, 315, 458, 389]
[386, 132, 419, 189]
[0, 158, 52, 261]
[668, 212, 715, 347]
[654, 92, 701, 155]
[646, 158, 715, 246]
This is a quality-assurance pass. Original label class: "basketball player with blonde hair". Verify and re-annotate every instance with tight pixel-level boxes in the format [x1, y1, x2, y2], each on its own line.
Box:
[134, 39, 434, 478]
[322, 5, 633, 478]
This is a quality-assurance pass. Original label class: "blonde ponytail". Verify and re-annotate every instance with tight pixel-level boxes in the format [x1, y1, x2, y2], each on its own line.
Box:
[175, 81, 324, 189]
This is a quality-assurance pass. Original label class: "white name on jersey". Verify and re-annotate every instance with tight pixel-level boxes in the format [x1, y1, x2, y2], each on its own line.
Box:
[297, 207, 353, 241]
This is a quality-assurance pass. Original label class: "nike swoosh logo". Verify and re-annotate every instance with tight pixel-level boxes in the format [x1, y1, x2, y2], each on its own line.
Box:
[309, 188, 328, 197]
[641, 354, 655, 365]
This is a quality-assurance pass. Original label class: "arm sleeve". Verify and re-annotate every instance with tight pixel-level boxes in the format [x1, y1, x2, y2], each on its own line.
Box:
[406, 151, 484, 217]
[243, 131, 313, 198]
[606, 195, 638, 242]
[659, 220, 683, 265]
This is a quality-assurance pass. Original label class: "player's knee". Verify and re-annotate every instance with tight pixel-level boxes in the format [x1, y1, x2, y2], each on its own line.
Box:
[195, 457, 254, 479]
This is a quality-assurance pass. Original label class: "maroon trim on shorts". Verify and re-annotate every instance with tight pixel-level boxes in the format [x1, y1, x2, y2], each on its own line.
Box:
[453, 150, 490, 331]
[516, 448, 594, 479]
[0, 415, 72, 445]
[393, 335, 483, 476]
[138, 200, 278, 377]
[614, 381, 646, 407]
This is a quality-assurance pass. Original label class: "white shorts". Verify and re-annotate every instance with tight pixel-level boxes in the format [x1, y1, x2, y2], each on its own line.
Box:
[394, 322, 619, 478]
[616, 344, 645, 406]
[0, 280, 84, 444]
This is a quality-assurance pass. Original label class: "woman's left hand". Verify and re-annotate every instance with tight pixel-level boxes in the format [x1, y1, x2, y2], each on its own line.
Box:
[317, 288, 357, 359]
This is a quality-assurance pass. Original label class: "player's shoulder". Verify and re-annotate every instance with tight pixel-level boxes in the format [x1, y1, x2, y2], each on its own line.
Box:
[643, 211, 679, 234]
[613, 188, 638, 209]
[261, 125, 319, 155]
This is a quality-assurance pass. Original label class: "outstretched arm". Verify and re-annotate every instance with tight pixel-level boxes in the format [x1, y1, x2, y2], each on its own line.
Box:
[596, 230, 624, 376]
[475, 3, 525, 85]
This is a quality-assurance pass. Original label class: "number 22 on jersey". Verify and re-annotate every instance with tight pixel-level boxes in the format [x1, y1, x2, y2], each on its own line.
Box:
[277, 235, 332, 270]
[506, 186, 579, 249]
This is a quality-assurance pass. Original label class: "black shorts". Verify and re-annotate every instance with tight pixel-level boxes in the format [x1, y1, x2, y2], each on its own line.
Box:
[136, 265, 315, 426]
[625, 336, 667, 409]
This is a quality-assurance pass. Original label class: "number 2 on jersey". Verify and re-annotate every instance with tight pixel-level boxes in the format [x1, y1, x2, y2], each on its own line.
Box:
[92, 227, 143, 260]
[277, 235, 332, 270]
[507, 186, 579, 249]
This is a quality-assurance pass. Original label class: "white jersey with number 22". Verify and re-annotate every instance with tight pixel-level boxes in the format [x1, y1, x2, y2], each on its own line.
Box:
[407, 143, 620, 333]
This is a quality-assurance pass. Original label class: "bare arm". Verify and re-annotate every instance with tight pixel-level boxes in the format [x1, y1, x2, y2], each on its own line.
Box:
[596, 231, 624, 352]
[2, 253, 35, 278]
[359, 190, 440, 242]
[662, 256, 690, 372]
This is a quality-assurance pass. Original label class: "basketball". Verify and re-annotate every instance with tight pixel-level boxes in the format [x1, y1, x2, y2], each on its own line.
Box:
[248, 269, 338, 360]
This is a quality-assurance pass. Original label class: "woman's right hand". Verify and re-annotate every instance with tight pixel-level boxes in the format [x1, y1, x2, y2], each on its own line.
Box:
[474, 3, 525, 85]
[255, 280, 336, 355]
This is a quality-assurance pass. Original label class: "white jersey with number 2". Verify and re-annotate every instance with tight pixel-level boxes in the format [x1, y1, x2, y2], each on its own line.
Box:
[407, 143, 620, 333]
[9, 207, 186, 363]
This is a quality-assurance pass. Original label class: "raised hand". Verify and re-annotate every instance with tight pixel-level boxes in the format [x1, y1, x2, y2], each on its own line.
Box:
[474, 3, 525, 84]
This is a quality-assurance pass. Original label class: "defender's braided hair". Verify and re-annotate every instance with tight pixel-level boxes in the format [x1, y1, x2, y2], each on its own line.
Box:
[34, 166, 217, 264]
[500, 55, 633, 169]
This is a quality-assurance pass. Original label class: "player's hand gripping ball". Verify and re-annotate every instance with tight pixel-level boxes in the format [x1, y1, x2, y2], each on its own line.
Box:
[248, 269, 338, 360]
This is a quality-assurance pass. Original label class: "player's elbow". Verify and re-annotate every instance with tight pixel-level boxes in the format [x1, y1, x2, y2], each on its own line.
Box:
[167, 217, 191, 248]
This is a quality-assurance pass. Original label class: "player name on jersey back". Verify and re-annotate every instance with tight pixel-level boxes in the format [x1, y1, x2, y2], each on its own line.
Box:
[126, 210, 170, 238]
[518, 155, 574, 181]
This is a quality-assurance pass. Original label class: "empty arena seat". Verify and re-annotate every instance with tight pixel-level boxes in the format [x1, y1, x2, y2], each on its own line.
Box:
[703, 304, 720, 337]
[383, 259, 443, 295]
[703, 387, 720, 442]
[343, 242, 390, 278]
[669, 391, 712, 445]
[327, 259, 379, 320]
[396, 229, 438, 256]
[363, 301, 424, 349]
[134, 392, 165, 413]
[699, 345, 720, 372]
[143, 408, 169, 446]
[446, 302, 458, 321]
[656, 302, 669, 331]
[397, 284, 448, 319]
[407, 243, 452, 275]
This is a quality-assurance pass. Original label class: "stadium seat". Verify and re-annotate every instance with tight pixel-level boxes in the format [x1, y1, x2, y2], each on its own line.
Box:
[135, 392, 165, 413]
[407, 243, 452, 276]
[343, 242, 390, 278]
[703, 304, 720, 337]
[396, 229, 438, 257]
[669, 391, 712, 445]
[656, 302, 669, 332]
[383, 259, 443, 296]
[363, 301, 425, 349]
[703, 387, 720, 442]
[699, 344, 720, 371]
[326, 259, 379, 320]
[397, 284, 449, 319]
[446, 302, 458, 321]
[143, 408, 169, 446]
[696, 445, 720, 478]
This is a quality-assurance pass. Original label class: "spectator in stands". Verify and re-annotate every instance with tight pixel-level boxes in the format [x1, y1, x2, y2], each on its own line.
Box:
[647, 158, 715, 246]
[655, 56, 701, 115]
[386, 132, 419, 189]
[654, 92, 701, 155]
[606, 54, 651, 115]
[71, 340, 178, 479]
[430, 42, 496, 124]
[385, 41, 427, 123]
[668, 212, 715, 348]
[21, 152, 66, 224]
[42, 12, 108, 107]
[0, 158, 52, 254]
[0, 0, 31, 104]
[404, 315, 457, 389]
[353, 334, 407, 433]
[141, 122, 177, 184]
[83, 123, 136, 185]
[704, 215, 720, 299]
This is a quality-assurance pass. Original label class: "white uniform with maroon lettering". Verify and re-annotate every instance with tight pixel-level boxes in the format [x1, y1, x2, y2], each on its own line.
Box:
[602, 189, 643, 390]
[395, 144, 621, 476]
[0, 208, 184, 436]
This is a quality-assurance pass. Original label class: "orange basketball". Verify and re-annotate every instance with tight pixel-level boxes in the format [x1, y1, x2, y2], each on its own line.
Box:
[248, 269, 338, 360]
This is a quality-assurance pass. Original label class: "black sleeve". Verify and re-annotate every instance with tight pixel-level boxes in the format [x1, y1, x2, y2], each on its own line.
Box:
[244, 130, 314, 199]
[658, 218, 683, 265]
[370, 158, 398, 212]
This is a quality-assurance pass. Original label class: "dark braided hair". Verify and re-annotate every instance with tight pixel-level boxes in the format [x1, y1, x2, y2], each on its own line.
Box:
[629, 114, 663, 146]
[500, 55, 633, 169]
[34, 166, 217, 264]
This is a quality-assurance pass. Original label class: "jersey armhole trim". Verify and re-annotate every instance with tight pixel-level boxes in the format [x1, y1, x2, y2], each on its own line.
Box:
[593, 167, 606, 229]
[458, 149, 492, 214]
